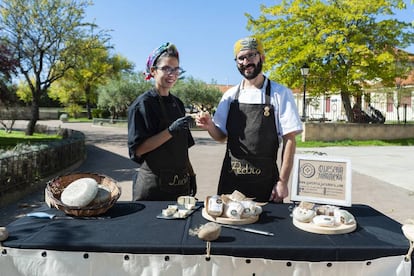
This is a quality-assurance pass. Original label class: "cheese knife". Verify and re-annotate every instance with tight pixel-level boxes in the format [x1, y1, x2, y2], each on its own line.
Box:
[26, 211, 109, 220]
[220, 224, 274, 236]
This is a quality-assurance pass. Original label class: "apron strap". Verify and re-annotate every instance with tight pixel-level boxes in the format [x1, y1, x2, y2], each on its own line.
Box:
[235, 77, 271, 106]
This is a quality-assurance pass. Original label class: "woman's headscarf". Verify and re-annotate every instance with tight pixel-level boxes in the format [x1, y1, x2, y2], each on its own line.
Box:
[144, 42, 179, 80]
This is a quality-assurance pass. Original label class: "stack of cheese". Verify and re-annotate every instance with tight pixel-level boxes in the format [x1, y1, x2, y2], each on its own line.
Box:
[161, 196, 197, 218]
[292, 201, 355, 227]
[60, 178, 111, 207]
[205, 190, 263, 220]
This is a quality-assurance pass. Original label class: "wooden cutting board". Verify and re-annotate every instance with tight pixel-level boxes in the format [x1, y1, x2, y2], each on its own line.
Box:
[202, 208, 258, 225]
[293, 219, 357, 234]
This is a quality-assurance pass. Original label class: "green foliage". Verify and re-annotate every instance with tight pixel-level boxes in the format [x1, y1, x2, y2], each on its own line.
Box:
[96, 73, 223, 118]
[246, 0, 414, 121]
[0, 129, 61, 149]
[296, 135, 414, 147]
[101, 109, 111, 119]
[64, 104, 83, 118]
[53, 38, 134, 119]
[97, 72, 152, 118]
[15, 79, 32, 103]
[49, 78, 85, 104]
[0, 0, 104, 134]
[172, 77, 223, 114]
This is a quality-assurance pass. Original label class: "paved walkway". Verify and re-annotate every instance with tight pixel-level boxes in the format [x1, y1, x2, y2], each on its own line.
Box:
[1, 121, 414, 226]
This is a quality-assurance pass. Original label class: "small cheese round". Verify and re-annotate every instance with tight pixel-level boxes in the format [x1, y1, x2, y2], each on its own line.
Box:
[88, 185, 111, 206]
[402, 224, 414, 242]
[224, 201, 244, 219]
[0, 227, 9, 242]
[61, 178, 98, 207]
[293, 207, 316, 223]
[312, 215, 335, 227]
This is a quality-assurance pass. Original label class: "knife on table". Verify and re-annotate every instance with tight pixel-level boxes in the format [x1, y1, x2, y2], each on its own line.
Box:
[26, 212, 109, 220]
[220, 224, 274, 236]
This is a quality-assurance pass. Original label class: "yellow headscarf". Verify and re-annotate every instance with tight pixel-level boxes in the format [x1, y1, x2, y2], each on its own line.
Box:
[233, 37, 264, 58]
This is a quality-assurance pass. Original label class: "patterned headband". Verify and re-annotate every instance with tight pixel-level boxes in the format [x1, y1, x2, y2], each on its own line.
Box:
[144, 42, 179, 80]
[233, 37, 264, 58]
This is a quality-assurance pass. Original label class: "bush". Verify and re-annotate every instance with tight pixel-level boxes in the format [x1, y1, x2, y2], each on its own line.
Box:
[59, 113, 68, 122]
[101, 109, 111, 119]
[92, 109, 102, 118]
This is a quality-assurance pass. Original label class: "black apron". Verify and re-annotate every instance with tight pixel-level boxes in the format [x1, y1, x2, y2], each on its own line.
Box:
[135, 92, 191, 200]
[217, 78, 279, 202]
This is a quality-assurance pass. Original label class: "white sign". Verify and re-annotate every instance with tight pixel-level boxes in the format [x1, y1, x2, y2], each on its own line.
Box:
[291, 154, 352, 206]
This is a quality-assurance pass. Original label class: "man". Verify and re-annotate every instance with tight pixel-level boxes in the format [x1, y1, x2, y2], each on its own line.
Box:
[196, 36, 302, 202]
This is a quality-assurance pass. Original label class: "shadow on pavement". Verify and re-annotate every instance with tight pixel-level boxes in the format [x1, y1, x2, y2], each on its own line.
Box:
[77, 145, 137, 182]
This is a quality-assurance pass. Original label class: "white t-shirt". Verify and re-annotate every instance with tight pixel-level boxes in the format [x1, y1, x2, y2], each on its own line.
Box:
[213, 78, 303, 137]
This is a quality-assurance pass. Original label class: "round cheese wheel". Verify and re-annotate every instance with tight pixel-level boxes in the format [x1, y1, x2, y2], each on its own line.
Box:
[61, 178, 98, 207]
[312, 215, 335, 227]
[293, 207, 316, 223]
[224, 201, 244, 219]
[402, 224, 414, 242]
[0, 227, 9, 242]
[88, 185, 111, 206]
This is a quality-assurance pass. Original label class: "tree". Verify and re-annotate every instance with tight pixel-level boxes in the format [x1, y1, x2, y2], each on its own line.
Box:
[0, 42, 18, 105]
[97, 72, 152, 119]
[172, 77, 222, 114]
[48, 78, 85, 118]
[0, 0, 104, 134]
[246, 0, 414, 122]
[56, 38, 134, 119]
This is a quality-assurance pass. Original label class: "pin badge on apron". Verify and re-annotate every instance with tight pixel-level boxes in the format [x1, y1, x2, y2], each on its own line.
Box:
[263, 106, 270, 117]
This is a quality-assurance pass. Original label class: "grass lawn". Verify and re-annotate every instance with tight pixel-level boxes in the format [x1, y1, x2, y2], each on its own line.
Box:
[296, 135, 414, 147]
[0, 130, 62, 148]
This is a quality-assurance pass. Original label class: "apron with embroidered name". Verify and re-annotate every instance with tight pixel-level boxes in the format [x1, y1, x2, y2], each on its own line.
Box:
[217, 79, 279, 202]
[135, 92, 191, 200]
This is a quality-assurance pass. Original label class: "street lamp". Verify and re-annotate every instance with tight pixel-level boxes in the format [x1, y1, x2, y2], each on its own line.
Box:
[300, 63, 310, 121]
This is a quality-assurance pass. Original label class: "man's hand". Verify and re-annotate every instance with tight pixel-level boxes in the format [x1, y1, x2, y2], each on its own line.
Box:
[195, 111, 211, 130]
[269, 180, 289, 203]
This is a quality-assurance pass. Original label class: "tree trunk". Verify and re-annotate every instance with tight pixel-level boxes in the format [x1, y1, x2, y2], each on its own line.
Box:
[86, 99, 92, 119]
[25, 96, 40, 136]
[85, 85, 92, 119]
[340, 90, 353, 122]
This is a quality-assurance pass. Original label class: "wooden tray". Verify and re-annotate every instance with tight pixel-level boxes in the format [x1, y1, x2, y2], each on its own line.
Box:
[293, 219, 357, 235]
[202, 208, 258, 225]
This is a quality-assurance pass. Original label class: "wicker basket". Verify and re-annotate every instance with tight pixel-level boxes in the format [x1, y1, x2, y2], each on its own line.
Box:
[45, 172, 121, 217]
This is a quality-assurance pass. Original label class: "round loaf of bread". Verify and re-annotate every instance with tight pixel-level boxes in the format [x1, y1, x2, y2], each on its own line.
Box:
[61, 178, 98, 207]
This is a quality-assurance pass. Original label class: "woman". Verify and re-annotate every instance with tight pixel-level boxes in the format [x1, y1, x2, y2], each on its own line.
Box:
[127, 42, 196, 200]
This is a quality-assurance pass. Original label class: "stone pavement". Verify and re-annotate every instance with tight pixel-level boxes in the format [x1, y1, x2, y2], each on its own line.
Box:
[1, 120, 414, 226]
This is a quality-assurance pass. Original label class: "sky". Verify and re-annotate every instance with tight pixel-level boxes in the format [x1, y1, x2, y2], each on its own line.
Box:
[85, 0, 414, 86]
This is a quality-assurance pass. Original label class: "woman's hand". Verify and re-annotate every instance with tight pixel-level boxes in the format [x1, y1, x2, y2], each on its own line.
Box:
[168, 115, 192, 136]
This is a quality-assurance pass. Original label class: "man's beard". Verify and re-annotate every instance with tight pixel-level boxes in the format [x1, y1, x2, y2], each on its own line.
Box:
[237, 60, 263, 80]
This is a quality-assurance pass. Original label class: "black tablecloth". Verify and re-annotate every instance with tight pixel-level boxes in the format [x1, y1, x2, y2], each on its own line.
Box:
[3, 202, 411, 262]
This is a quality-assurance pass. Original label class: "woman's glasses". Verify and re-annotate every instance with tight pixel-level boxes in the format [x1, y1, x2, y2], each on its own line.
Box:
[154, 66, 184, 75]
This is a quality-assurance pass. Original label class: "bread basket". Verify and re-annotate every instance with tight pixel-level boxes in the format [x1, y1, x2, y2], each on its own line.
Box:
[45, 172, 121, 216]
